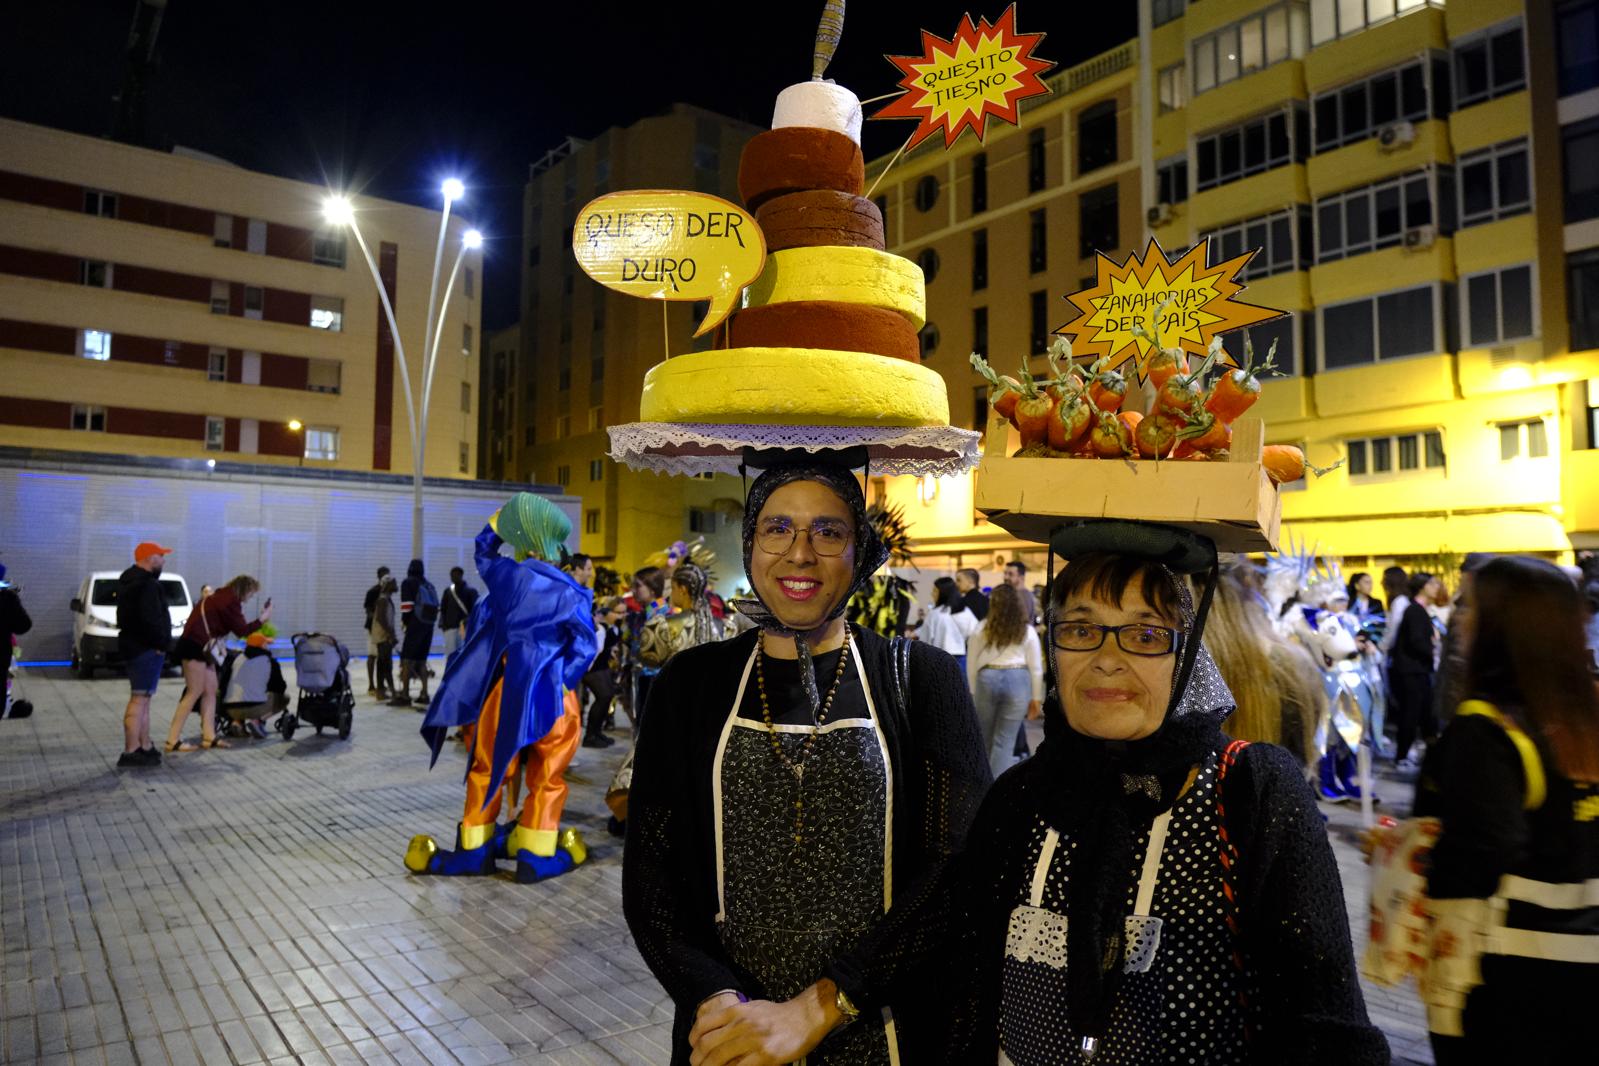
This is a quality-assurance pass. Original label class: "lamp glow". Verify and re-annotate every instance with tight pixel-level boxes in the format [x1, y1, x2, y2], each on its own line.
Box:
[206, 458, 216, 470]
[442, 178, 465, 202]
[323, 196, 355, 226]
[287, 419, 303, 432]
[463, 229, 483, 249]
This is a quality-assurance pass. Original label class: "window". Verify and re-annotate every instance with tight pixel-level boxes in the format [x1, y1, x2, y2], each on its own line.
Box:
[307, 359, 341, 394]
[1454, 21, 1526, 108]
[1313, 59, 1436, 152]
[303, 427, 339, 461]
[1203, 206, 1310, 280]
[585, 510, 601, 535]
[459, 442, 470, 473]
[1216, 316, 1303, 377]
[1194, 104, 1307, 191]
[525, 424, 536, 446]
[973, 385, 990, 431]
[205, 416, 225, 451]
[1077, 101, 1117, 174]
[1155, 158, 1189, 206]
[686, 507, 717, 535]
[973, 306, 989, 357]
[1079, 184, 1119, 258]
[1153, 0, 1184, 28]
[311, 234, 346, 268]
[1559, 0, 1599, 96]
[1311, 0, 1435, 45]
[80, 260, 111, 288]
[1464, 265, 1535, 346]
[309, 295, 344, 331]
[588, 405, 603, 431]
[1564, 118, 1599, 223]
[461, 382, 472, 412]
[1320, 285, 1437, 369]
[462, 323, 473, 355]
[1030, 290, 1049, 354]
[915, 175, 940, 213]
[213, 213, 232, 248]
[1028, 128, 1048, 192]
[528, 244, 540, 268]
[464, 267, 475, 300]
[70, 404, 107, 432]
[972, 229, 988, 290]
[558, 366, 571, 391]
[919, 323, 940, 360]
[207, 348, 227, 382]
[1346, 430, 1446, 478]
[1459, 139, 1530, 227]
[1570, 249, 1599, 350]
[1192, 2, 1309, 94]
[557, 414, 572, 439]
[917, 248, 940, 284]
[971, 153, 987, 213]
[1499, 419, 1549, 460]
[591, 355, 605, 382]
[1315, 169, 1440, 262]
[243, 286, 264, 319]
[1159, 65, 1187, 114]
[210, 279, 229, 314]
[590, 458, 605, 481]
[79, 329, 111, 361]
[83, 190, 117, 218]
[1029, 209, 1047, 273]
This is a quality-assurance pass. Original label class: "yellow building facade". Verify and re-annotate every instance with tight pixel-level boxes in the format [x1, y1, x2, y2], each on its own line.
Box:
[0, 118, 482, 479]
[877, 0, 1599, 573]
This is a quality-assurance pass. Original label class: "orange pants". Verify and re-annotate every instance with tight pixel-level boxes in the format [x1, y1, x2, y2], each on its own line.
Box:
[458, 679, 581, 858]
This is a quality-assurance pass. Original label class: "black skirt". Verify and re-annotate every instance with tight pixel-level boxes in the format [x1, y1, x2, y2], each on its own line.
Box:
[173, 637, 216, 666]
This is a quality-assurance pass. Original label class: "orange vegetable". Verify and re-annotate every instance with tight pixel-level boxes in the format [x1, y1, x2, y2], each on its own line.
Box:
[1048, 396, 1093, 452]
[1262, 444, 1306, 484]
[1146, 348, 1188, 391]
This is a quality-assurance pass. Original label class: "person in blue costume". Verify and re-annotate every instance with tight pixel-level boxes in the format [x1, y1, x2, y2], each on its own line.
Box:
[404, 492, 597, 883]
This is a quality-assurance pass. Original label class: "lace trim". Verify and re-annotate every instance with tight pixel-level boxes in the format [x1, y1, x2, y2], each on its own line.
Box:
[607, 421, 983, 477]
[1004, 907, 1164, 974]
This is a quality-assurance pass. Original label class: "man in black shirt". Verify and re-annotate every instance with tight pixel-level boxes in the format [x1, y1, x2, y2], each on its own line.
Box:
[0, 563, 31, 717]
[440, 566, 480, 658]
[363, 565, 391, 695]
[956, 567, 989, 621]
[117, 542, 174, 767]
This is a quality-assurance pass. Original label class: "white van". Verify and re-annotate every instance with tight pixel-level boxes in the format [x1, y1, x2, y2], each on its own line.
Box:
[69, 571, 192, 678]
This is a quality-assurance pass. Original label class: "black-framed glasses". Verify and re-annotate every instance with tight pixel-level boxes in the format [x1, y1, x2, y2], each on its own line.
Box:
[1050, 621, 1184, 657]
[755, 517, 853, 557]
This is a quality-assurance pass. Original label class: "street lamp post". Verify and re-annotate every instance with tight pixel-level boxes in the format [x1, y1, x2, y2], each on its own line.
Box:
[324, 185, 481, 560]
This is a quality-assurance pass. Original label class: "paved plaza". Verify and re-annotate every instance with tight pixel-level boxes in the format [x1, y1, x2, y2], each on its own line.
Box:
[2, 662, 1432, 1065]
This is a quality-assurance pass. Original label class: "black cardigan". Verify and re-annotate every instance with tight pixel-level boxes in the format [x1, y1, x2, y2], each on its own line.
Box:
[939, 739, 1390, 1064]
[621, 626, 992, 1063]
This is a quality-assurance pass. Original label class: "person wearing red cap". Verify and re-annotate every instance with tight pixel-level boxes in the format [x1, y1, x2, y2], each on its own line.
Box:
[116, 542, 174, 767]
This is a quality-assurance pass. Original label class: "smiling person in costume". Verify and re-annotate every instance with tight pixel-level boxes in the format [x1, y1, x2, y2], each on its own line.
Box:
[622, 455, 990, 1065]
[405, 492, 597, 882]
[927, 521, 1386, 1064]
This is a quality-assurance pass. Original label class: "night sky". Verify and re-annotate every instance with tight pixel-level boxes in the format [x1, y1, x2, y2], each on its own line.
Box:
[1, 1, 1135, 330]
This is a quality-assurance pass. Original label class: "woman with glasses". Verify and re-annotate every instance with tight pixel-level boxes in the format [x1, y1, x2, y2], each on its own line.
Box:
[622, 457, 991, 1066]
[936, 521, 1386, 1064]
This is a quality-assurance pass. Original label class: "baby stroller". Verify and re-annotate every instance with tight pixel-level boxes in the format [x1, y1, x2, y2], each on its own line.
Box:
[278, 632, 354, 740]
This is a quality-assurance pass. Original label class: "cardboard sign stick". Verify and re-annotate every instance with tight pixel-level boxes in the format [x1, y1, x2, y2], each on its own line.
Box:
[866, 132, 916, 200]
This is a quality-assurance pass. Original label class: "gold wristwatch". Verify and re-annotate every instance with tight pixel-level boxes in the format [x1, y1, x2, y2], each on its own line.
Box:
[833, 984, 860, 1027]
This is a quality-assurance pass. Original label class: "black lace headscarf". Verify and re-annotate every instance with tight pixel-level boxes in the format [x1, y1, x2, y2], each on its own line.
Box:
[1027, 520, 1235, 1059]
[731, 457, 890, 715]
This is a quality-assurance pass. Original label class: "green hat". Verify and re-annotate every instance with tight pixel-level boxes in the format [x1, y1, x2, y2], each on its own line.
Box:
[494, 492, 571, 563]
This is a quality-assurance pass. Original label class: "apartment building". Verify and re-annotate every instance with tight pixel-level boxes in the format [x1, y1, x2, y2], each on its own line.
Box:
[0, 118, 482, 478]
[481, 322, 520, 481]
[513, 105, 762, 575]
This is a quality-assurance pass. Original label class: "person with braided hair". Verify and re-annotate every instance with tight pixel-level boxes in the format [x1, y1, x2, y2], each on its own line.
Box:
[639, 561, 726, 668]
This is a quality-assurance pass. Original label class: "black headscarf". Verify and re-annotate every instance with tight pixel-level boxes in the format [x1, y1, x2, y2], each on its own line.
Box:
[1030, 523, 1235, 1057]
[732, 460, 890, 715]
[407, 558, 425, 578]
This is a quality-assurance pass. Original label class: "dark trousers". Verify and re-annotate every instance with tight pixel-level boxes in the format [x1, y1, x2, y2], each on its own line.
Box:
[582, 668, 614, 739]
[374, 642, 394, 694]
[1390, 667, 1434, 761]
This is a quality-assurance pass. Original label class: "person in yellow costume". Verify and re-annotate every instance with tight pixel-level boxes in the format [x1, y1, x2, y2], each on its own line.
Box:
[405, 492, 598, 882]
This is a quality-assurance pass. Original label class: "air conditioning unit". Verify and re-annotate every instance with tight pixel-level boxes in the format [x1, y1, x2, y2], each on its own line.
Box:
[1403, 224, 1437, 250]
[1147, 202, 1173, 227]
[1377, 121, 1416, 151]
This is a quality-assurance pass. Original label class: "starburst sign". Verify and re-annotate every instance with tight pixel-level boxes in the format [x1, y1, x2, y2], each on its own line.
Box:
[1056, 237, 1288, 381]
[874, 5, 1053, 150]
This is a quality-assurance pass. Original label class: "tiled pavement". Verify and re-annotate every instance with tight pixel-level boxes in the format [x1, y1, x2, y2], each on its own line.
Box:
[1, 664, 1432, 1064]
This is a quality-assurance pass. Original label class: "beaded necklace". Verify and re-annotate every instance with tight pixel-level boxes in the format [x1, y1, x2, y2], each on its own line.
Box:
[755, 623, 854, 843]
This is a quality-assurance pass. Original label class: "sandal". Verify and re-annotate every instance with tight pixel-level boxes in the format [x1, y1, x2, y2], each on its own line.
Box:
[202, 737, 231, 749]
[165, 740, 199, 753]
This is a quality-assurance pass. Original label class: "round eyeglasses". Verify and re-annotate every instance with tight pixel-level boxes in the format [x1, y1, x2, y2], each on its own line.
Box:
[1050, 621, 1183, 657]
[755, 518, 853, 557]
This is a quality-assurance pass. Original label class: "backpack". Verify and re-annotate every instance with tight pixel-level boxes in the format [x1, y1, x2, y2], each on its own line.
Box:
[414, 580, 440, 625]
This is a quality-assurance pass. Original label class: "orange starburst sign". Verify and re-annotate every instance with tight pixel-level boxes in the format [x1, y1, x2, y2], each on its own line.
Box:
[874, 5, 1053, 151]
[1056, 237, 1288, 380]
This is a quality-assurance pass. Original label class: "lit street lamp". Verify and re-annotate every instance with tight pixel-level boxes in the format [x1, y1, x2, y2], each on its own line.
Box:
[324, 182, 480, 558]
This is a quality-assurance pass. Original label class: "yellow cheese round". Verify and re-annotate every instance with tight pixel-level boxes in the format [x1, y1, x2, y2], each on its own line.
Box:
[640, 347, 949, 426]
[745, 247, 926, 330]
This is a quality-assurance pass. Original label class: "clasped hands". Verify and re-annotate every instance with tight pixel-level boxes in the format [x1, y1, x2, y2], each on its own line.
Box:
[688, 979, 841, 1066]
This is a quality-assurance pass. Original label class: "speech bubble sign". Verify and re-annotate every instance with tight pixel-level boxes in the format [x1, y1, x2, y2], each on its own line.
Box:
[1055, 236, 1288, 380]
[873, 4, 1053, 151]
[571, 190, 766, 338]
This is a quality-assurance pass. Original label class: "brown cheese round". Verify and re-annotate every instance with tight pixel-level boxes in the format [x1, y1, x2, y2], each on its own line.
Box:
[755, 190, 885, 252]
[738, 127, 865, 210]
[726, 300, 921, 362]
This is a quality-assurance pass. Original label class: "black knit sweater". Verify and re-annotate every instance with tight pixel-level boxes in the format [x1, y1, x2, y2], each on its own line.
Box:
[621, 626, 992, 1064]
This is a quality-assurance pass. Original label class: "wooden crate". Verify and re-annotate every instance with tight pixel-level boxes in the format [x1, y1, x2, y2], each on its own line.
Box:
[973, 411, 1282, 552]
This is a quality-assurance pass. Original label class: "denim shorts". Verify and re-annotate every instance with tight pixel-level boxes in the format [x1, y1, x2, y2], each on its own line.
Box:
[127, 649, 165, 696]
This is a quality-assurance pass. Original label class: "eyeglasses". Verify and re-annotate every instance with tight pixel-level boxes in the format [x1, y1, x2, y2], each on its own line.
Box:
[755, 518, 853, 557]
[1050, 621, 1183, 657]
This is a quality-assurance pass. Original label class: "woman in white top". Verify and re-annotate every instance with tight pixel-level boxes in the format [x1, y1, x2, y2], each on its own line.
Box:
[966, 583, 1045, 776]
[919, 576, 979, 673]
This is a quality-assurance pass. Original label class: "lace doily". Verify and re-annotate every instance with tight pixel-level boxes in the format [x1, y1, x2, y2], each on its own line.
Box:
[1004, 908, 1164, 974]
[608, 421, 982, 477]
